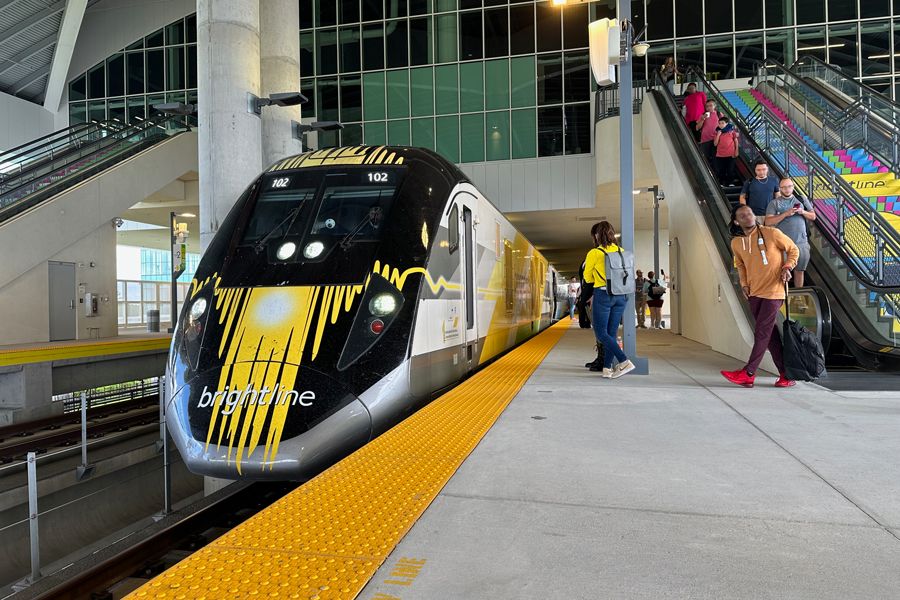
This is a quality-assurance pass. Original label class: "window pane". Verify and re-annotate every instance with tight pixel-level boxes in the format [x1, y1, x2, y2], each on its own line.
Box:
[147, 49, 164, 92]
[318, 29, 338, 75]
[127, 281, 142, 301]
[302, 77, 316, 116]
[509, 4, 535, 55]
[69, 74, 86, 101]
[127, 52, 144, 94]
[386, 19, 409, 67]
[563, 51, 589, 102]
[341, 123, 363, 145]
[537, 53, 562, 105]
[363, 0, 383, 21]
[675, 37, 703, 72]
[319, 0, 337, 26]
[485, 111, 509, 160]
[484, 9, 509, 58]
[126, 38, 144, 51]
[435, 0, 455, 11]
[434, 64, 459, 113]
[301, 32, 315, 76]
[363, 71, 386, 119]
[796, 26, 826, 62]
[434, 13, 457, 62]
[828, 0, 855, 21]
[536, 2, 561, 52]
[765, 0, 793, 27]
[459, 11, 482, 60]
[796, 0, 824, 25]
[410, 16, 433, 66]
[387, 69, 410, 117]
[88, 99, 106, 122]
[410, 67, 433, 116]
[340, 0, 359, 23]
[146, 28, 164, 48]
[108, 97, 125, 124]
[363, 23, 385, 70]
[460, 113, 485, 161]
[861, 0, 890, 18]
[735, 32, 764, 78]
[485, 59, 509, 110]
[765, 29, 794, 64]
[704, 0, 731, 35]
[319, 128, 340, 148]
[107, 54, 125, 97]
[186, 14, 197, 43]
[510, 55, 536, 108]
[410, 0, 432, 15]
[166, 20, 184, 45]
[564, 103, 590, 155]
[187, 45, 197, 88]
[365, 120, 387, 144]
[459, 61, 484, 112]
[435, 115, 459, 161]
[648, 0, 674, 40]
[127, 96, 145, 124]
[340, 75, 362, 121]
[387, 0, 407, 17]
[563, 4, 588, 49]
[388, 119, 411, 144]
[69, 102, 87, 125]
[88, 63, 105, 99]
[860, 21, 891, 76]
[127, 303, 142, 324]
[317, 76, 339, 121]
[647, 41, 675, 80]
[675, 0, 702, 37]
[511, 108, 536, 158]
[537, 105, 562, 156]
[167, 46, 185, 90]
[460, 0, 480, 9]
[341, 27, 361, 72]
[301, 0, 314, 29]
[828, 24, 858, 77]
[735, 0, 763, 30]
[412, 117, 435, 149]
[705, 35, 734, 80]
[142, 283, 158, 302]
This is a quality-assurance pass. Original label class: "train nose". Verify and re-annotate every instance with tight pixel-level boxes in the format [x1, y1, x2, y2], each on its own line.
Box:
[168, 364, 372, 479]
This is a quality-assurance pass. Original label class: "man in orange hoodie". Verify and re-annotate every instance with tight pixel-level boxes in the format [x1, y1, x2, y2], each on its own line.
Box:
[721, 204, 800, 388]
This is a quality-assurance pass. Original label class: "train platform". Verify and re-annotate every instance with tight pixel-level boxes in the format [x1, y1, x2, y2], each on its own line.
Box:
[0, 331, 170, 367]
[129, 322, 900, 599]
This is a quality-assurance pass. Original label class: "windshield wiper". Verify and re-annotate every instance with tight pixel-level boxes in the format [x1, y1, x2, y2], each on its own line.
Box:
[339, 206, 383, 251]
[253, 206, 302, 253]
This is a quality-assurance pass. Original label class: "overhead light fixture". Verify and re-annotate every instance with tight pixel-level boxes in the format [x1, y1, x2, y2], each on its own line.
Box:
[632, 189, 641, 195]
[868, 53, 900, 59]
[798, 43, 845, 51]
[152, 102, 196, 116]
[178, 212, 196, 218]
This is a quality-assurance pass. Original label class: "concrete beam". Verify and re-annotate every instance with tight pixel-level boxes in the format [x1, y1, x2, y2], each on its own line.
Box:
[43, 0, 88, 112]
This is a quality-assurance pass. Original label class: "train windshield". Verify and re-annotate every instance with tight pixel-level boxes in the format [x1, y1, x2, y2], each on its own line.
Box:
[240, 185, 317, 244]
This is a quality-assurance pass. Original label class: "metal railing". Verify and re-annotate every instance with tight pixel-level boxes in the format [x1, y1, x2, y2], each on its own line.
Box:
[594, 79, 647, 122]
[754, 60, 900, 176]
[54, 377, 161, 413]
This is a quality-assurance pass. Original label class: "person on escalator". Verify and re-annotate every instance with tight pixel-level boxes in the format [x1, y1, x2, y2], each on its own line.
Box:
[695, 100, 720, 165]
[764, 178, 816, 288]
[739, 159, 780, 223]
[713, 117, 739, 185]
[682, 83, 707, 143]
[721, 204, 799, 388]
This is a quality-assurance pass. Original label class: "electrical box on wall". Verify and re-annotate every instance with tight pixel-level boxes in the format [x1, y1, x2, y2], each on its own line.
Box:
[84, 293, 98, 317]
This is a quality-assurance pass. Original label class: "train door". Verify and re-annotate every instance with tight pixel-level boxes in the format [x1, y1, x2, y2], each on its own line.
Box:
[457, 195, 478, 370]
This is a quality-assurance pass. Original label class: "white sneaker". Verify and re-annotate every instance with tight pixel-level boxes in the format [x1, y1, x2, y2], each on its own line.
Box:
[611, 360, 635, 378]
[600, 367, 614, 378]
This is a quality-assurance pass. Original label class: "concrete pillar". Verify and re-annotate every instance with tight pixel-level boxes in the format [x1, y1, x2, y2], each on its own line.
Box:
[0, 364, 57, 425]
[197, 0, 262, 251]
[260, 0, 302, 168]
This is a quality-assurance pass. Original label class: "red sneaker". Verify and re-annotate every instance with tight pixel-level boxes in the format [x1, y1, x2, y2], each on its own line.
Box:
[775, 375, 796, 388]
[721, 369, 755, 387]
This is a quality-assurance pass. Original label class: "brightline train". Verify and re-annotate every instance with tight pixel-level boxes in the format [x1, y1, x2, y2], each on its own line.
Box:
[166, 145, 561, 480]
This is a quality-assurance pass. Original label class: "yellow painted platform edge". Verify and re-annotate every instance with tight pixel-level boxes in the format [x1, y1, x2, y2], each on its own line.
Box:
[0, 337, 171, 367]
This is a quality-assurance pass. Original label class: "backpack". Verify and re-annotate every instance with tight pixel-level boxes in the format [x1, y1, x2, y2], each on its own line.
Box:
[781, 288, 826, 381]
[597, 247, 635, 296]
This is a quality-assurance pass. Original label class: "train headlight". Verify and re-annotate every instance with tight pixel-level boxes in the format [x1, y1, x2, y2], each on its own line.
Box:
[189, 298, 207, 321]
[304, 241, 325, 259]
[368, 293, 397, 316]
[276, 242, 297, 260]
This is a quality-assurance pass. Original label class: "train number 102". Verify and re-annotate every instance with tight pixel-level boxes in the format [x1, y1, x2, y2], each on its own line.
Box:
[367, 172, 389, 183]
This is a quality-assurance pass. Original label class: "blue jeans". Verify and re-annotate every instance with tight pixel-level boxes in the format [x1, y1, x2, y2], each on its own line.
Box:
[592, 288, 628, 369]
[568, 297, 576, 319]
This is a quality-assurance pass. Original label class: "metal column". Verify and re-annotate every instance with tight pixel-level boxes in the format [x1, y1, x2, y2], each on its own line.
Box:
[27, 452, 40, 583]
[75, 391, 94, 480]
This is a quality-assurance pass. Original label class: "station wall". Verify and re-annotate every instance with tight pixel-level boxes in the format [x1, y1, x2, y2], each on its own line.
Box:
[0, 92, 54, 152]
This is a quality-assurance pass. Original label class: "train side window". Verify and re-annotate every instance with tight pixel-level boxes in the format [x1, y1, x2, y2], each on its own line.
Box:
[448, 205, 459, 254]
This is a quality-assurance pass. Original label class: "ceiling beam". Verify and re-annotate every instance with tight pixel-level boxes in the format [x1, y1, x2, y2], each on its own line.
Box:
[0, 0, 23, 12]
[0, 33, 56, 77]
[0, 0, 65, 48]
[43, 0, 86, 111]
[11, 63, 49, 94]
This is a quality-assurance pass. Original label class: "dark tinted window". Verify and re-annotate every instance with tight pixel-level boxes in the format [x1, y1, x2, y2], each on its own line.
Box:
[563, 4, 588, 49]
[536, 2, 561, 52]
[340, 0, 359, 23]
[705, 0, 732, 34]
[319, 0, 338, 26]
[147, 49, 164, 92]
[537, 105, 563, 156]
[537, 53, 562, 105]
[362, 0, 383, 21]
[459, 12, 482, 59]
[410, 17, 432, 66]
[563, 51, 589, 102]
[340, 75, 362, 121]
[509, 5, 535, 55]
[484, 9, 508, 58]
[341, 27, 361, 72]
[386, 19, 409, 67]
[363, 23, 385, 69]
[674, 0, 702, 37]
[647, 0, 674, 39]
[317, 29, 339, 75]
[796, 0, 824, 24]
[107, 54, 124, 97]
[564, 103, 589, 154]
[735, 0, 763, 30]
[88, 63, 105, 99]
[69, 74, 86, 101]
[300, 0, 314, 29]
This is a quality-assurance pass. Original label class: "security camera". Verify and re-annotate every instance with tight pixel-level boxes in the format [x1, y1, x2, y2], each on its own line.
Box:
[112, 217, 124, 228]
[657, 190, 665, 200]
[632, 42, 650, 58]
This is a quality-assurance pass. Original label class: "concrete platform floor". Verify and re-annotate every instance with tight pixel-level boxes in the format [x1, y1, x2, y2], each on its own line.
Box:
[361, 325, 900, 600]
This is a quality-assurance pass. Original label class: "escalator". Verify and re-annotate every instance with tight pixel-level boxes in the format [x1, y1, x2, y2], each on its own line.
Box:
[649, 70, 900, 373]
[0, 113, 191, 224]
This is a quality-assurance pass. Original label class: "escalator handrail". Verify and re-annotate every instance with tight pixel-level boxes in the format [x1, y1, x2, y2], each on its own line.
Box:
[687, 65, 900, 293]
[0, 122, 94, 163]
[791, 56, 900, 122]
[0, 113, 189, 200]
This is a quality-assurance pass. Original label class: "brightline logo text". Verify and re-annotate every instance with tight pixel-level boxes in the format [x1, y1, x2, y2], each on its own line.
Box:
[197, 384, 315, 415]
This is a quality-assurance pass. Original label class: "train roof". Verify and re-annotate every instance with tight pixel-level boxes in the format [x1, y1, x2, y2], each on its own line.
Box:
[266, 145, 469, 184]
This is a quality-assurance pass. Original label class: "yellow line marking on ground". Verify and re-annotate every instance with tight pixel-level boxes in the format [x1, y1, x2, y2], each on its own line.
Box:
[127, 319, 571, 600]
[0, 337, 171, 367]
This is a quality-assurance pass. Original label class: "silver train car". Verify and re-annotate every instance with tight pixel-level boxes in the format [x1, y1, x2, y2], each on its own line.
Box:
[166, 146, 560, 480]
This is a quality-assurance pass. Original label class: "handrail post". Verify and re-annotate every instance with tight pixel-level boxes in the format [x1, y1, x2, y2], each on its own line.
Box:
[75, 391, 94, 480]
[27, 452, 40, 584]
[160, 375, 171, 515]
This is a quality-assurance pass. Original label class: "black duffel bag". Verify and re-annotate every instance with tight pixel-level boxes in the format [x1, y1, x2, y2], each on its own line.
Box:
[781, 286, 826, 381]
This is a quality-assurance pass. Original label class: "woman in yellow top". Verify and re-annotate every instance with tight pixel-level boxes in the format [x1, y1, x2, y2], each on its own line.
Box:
[584, 221, 636, 379]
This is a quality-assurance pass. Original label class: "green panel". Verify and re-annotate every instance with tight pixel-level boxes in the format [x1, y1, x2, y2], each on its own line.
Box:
[435, 115, 459, 162]
[387, 119, 411, 145]
[434, 13, 457, 63]
[459, 62, 484, 112]
[386, 70, 410, 118]
[510, 56, 536, 108]
[485, 111, 510, 161]
[434, 64, 459, 114]
[435, 0, 456, 11]
[410, 67, 434, 117]
[460, 113, 485, 162]
[511, 108, 537, 159]
[412, 117, 436, 150]
[364, 121, 387, 145]
[363, 72, 386, 120]
[484, 59, 510, 110]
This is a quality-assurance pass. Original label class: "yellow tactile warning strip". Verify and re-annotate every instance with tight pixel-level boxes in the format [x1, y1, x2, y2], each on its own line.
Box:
[127, 319, 571, 600]
[0, 336, 171, 367]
